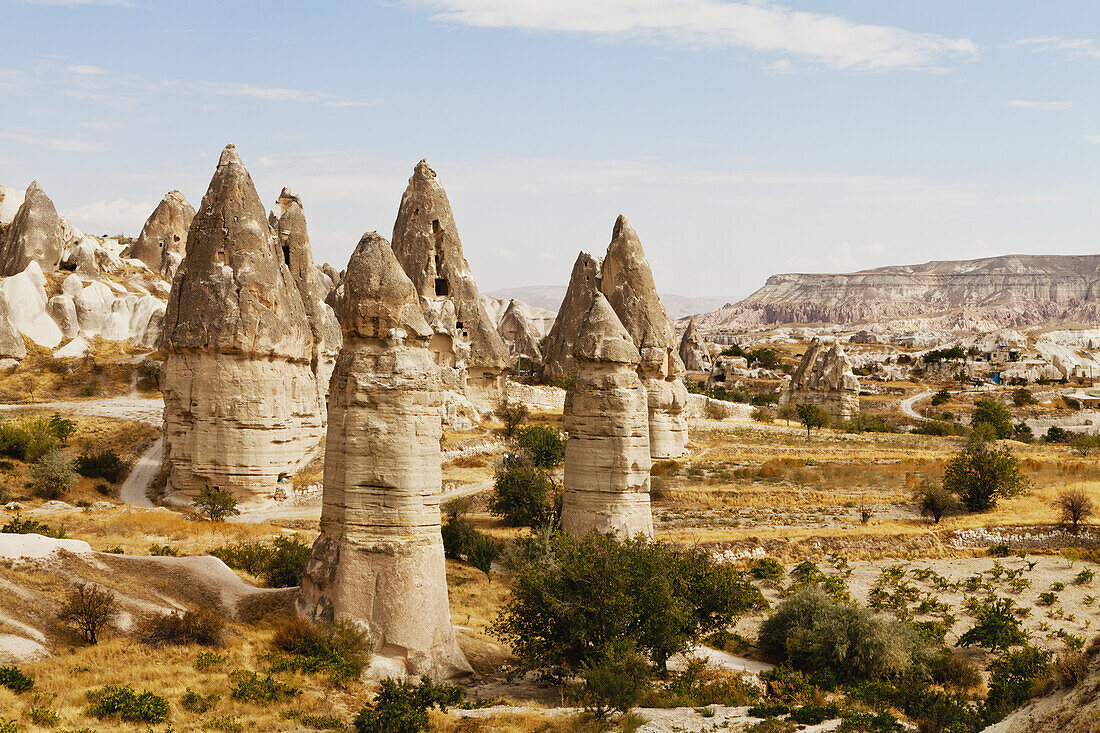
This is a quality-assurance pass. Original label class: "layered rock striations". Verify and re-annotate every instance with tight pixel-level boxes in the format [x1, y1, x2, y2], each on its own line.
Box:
[562, 293, 653, 538]
[159, 145, 323, 506]
[297, 231, 471, 680]
[132, 191, 195, 281]
[270, 188, 342, 412]
[779, 338, 860, 421]
[678, 318, 711, 372]
[601, 216, 688, 459]
[692, 254, 1100, 331]
[391, 160, 510, 412]
[541, 251, 602, 384]
[0, 182, 64, 277]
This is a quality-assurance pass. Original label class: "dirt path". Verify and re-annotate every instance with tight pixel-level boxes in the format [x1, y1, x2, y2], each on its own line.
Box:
[119, 437, 160, 508]
[900, 389, 933, 421]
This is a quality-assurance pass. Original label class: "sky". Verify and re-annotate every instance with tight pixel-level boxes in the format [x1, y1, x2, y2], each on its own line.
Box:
[2, 1, 1099, 302]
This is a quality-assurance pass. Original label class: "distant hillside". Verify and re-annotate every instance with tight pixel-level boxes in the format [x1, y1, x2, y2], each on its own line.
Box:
[690, 254, 1100, 331]
[487, 286, 729, 320]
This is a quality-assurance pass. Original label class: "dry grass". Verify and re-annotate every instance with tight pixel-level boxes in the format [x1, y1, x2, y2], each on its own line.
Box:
[0, 339, 159, 404]
[429, 710, 598, 732]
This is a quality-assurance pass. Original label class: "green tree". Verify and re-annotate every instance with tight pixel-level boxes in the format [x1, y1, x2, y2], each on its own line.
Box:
[914, 481, 962, 524]
[795, 403, 830, 439]
[971, 399, 1013, 439]
[30, 450, 78, 500]
[493, 532, 763, 673]
[942, 428, 1028, 512]
[494, 398, 529, 438]
[752, 347, 780, 369]
[957, 598, 1028, 651]
[931, 389, 951, 407]
[488, 456, 559, 528]
[984, 646, 1052, 722]
[353, 676, 461, 733]
[193, 486, 241, 522]
[467, 532, 500, 584]
[1012, 388, 1035, 407]
[777, 403, 798, 426]
[513, 424, 566, 468]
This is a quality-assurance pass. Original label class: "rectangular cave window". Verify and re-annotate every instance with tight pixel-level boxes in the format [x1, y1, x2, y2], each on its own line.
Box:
[282, 244, 291, 266]
[455, 321, 463, 329]
[435, 277, 449, 296]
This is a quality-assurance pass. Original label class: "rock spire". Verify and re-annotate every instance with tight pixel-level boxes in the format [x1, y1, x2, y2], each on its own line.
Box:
[391, 160, 509, 412]
[159, 144, 324, 506]
[561, 293, 653, 538]
[541, 251, 602, 384]
[678, 318, 711, 372]
[779, 337, 861, 421]
[132, 190, 195, 281]
[0, 181, 64, 277]
[297, 231, 471, 680]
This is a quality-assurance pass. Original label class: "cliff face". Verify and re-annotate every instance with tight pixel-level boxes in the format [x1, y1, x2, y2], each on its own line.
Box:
[693, 254, 1100, 330]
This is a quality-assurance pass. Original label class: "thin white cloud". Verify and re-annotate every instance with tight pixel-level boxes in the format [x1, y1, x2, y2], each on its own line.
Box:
[1007, 100, 1073, 111]
[64, 198, 153, 235]
[164, 81, 384, 108]
[17, 0, 136, 6]
[403, 0, 979, 71]
[65, 64, 106, 75]
[0, 130, 106, 153]
[1083, 135, 1100, 144]
[1012, 36, 1100, 60]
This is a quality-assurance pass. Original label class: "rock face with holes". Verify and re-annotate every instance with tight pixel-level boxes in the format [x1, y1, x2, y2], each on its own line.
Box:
[497, 299, 543, 363]
[541, 251, 602, 384]
[270, 187, 342, 413]
[132, 190, 195, 282]
[678, 318, 711, 373]
[391, 160, 510, 413]
[561, 293, 652, 539]
[779, 337, 861, 421]
[601, 215, 689, 459]
[0, 181, 64, 277]
[297, 231, 471, 681]
[159, 145, 323, 506]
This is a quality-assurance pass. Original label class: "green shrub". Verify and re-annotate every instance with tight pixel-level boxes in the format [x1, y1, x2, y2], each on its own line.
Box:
[194, 651, 227, 670]
[269, 617, 372, 682]
[0, 665, 33, 692]
[0, 417, 57, 462]
[205, 715, 244, 732]
[48, 414, 76, 443]
[0, 720, 15, 733]
[193, 485, 240, 522]
[261, 536, 311, 587]
[30, 450, 77, 500]
[180, 687, 219, 713]
[441, 513, 479, 559]
[513, 424, 566, 468]
[971, 400, 1013, 438]
[748, 703, 790, 718]
[759, 588, 927, 682]
[488, 455, 559, 528]
[148, 543, 178, 556]
[228, 670, 300, 703]
[789, 704, 839, 725]
[943, 428, 1028, 512]
[647, 657, 758, 708]
[931, 389, 951, 406]
[208, 540, 271, 575]
[352, 676, 462, 733]
[913, 420, 968, 437]
[141, 608, 224, 647]
[22, 707, 59, 726]
[467, 531, 500, 583]
[0, 514, 65, 538]
[923, 345, 966, 362]
[985, 646, 1052, 722]
[281, 710, 345, 730]
[958, 598, 1028, 651]
[1044, 426, 1070, 443]
[74, 449, 128, 484]
[494, 532, 764, 673]
[928, 648, 982, 690]
[578, 639, 651, 717]
[749, 557, 785, 581]
[85, 684, 169, 723]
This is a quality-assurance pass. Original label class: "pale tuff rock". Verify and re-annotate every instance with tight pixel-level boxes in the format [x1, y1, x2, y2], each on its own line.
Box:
[0, 182, 64, 277]
[159, 144, 323, 506]
[0, 292, 26, 361]
[600, 215, 688, 459]
[497, 300, 543, 362]
[132, 190, 195, 281]
[298, 231, 471, 681]
[678, 318, 711, 372]
[270, 187, 342, 412]
[0, 184, 26, 226]
[779, 338, 861, 421]
[0, 262, 63, 348]
[561, 293, 653, 539]
[391, 160, 510, 413]
[541, 251, 602, 383]
[47, 295, 79, 339]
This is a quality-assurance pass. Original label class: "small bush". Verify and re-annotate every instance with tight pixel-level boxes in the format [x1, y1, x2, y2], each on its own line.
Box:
[282, 710, 345, 730]
[208, 540, 271, 575]
[749, 557, 785, 582]
[352, 676, 462, 733]
[789, 704, 839, 725]
[648, 657, 758, 708]
[195, 651, 227, 670]
[58, 583, 117, 644]
[269, 618, 372, 682]
[180, 687, 220, 713]
[578, 639, 651, 717]
[0, 513, 65, 538]
[751, 406, 775, 423]
[261, 536, 311, 587]
[85, 684, 169, 723]
[0, 417, 57, 462]
[913, 420, 968, 437]
[30, 450, 78, 499]
[914, 482, 962, 524]
[985, 646, 1052, 721]
[193, 485, 240, 522]
[141, 608, 224, 647]
[23, 707, 59, 726]
[0, 721, 14, 733]
[467, 531, 500, 583]
[494, 398, 529, 438]
[75, 449, 128, 484]
[0, 665, 33, 693]
[441, 513, 479, 559]
[228, 670, 300, 703]
[48, 414, 76, 443]
[148, 543, 178, 556]
[957, 597, 1028, 651]
[513, 424, 566, 468]
[488, 455, 559, 528]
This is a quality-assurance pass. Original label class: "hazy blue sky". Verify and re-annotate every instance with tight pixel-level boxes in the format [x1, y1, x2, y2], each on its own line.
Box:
[2, 1, 1098, 300]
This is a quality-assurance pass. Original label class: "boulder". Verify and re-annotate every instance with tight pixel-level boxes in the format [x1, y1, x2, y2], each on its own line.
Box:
[297, 231, 472, 681]
[391, 160, 510, 413]
[46, 295, 79, 339]
[54, 336, 90, 358]
[0, 182, 64, 276]
[561, 293, 652, 539]
[129, 295, 166, 348]
[600, 215, 688, 458]
[159, 144, 322, 506]
[0, 292, 26, 360]
[541, 251, 601, 383]
[132, 191, 195, 278]
[73, 281, 115, 337]
[779, 338, 861, 421]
